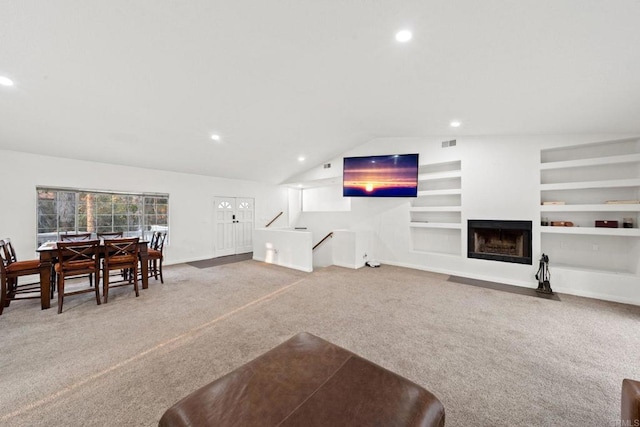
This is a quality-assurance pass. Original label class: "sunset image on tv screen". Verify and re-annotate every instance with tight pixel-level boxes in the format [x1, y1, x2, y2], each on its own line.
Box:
[343, 154, 419, 197]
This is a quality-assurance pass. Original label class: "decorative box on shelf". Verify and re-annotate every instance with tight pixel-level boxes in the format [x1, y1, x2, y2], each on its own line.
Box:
[595, 220, 618, 228]
[551, 221, 574, 227]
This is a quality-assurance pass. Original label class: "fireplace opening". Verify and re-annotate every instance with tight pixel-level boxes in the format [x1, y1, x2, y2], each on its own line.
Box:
[467, 220, 532, 265]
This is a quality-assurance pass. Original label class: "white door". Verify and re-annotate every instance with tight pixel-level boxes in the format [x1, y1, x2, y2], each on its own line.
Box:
[214, 197, 254, 257]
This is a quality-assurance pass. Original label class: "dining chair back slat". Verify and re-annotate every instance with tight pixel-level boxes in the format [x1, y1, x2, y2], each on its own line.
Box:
[149, 232, 158, 250]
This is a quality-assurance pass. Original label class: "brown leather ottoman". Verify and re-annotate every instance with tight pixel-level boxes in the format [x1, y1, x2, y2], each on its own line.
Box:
[622, 378, 640, 425]
[159, 332, 445, 426]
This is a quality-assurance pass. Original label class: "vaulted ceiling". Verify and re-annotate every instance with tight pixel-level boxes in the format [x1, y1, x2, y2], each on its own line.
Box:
[1, 1, 639, 183]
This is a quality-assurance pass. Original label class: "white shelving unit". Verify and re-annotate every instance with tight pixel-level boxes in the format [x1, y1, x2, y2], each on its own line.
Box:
[410, 222, 463, 229]
[539, 138, 640, 274]
[540, 178, 640, 192]
[540, 226, 640, 237]
[417, 189, 462, 197]
[409, 206, 462, 212]
[410, 160, 462, 255]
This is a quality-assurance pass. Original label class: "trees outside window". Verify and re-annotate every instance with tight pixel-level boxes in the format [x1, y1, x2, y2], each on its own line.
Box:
[36, 188, 168, 245]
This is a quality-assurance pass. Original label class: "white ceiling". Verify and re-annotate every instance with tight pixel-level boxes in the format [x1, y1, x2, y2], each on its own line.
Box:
[1, 1, 639, 184]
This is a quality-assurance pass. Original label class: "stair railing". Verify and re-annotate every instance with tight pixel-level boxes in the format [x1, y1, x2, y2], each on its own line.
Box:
[312, 232, 333, 251]
[265, 211, 283, 228]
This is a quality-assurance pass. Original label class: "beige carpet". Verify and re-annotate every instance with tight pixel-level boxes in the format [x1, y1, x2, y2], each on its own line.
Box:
[1, 261, 638, 426]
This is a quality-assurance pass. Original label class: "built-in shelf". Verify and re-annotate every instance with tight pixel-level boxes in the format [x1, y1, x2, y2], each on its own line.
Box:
[540, 204, 640, 212]
[417, 189, 462, 197]
[418, 170, 462, 181]
[540, 153, 640, 170]
[410, 160, 462, 255]
[539, 138, 640, 276]
[540, 178, 640, 191]
[409, 222, 462, 229]
[540, 226, 640, 237]
[409, 206, 462, 212]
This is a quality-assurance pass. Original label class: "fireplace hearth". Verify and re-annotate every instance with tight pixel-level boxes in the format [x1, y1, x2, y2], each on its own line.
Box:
[467, 220, 532, 265]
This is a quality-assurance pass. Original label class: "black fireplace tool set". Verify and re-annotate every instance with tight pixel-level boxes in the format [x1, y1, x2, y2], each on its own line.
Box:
[535, 253, 554, 295]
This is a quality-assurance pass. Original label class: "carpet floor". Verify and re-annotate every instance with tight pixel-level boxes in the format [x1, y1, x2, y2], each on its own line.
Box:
[0, 261, 638, 426]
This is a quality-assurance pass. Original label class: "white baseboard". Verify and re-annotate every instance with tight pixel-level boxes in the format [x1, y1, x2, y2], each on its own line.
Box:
[380, 259, 640, 307]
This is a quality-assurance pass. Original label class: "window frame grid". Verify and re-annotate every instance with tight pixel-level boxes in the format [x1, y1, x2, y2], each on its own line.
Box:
[36, 187, 169, 245]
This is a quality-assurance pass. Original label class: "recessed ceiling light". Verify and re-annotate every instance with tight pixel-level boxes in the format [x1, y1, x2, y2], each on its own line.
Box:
[395, 30, 412, 43]
[0, 76, 14, 86]
[298, 156, 305, 162]
[210, 134, 221, 141]
[450, 121, 461, 128]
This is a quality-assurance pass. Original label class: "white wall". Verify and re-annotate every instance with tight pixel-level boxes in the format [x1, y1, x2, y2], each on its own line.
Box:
[286, 134, 640, 305]
[287, 188, 302, 227]
[0, 149, 289, 265]
[332, 229, 373, 269]
[302, 185, 350, 212]
[253, 228, 313, 272]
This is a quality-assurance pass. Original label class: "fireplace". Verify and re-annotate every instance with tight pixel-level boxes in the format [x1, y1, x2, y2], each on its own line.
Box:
[467, 220, 532, 265]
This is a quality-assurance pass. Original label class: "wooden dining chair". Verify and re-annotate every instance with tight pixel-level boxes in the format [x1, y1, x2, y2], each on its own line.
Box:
[148, 232, 166, 284]
[148, 231, 160, 251]
[0, 238, 42, 314]
[99, 232, 128, 281]
[54, 240, 101, 314]
[60, 232, 93, 241]
[102, 237, 140, 303]
[0, 240, 7, 315]
[97, 232, 124, 240]
[58, 233, 96, 288]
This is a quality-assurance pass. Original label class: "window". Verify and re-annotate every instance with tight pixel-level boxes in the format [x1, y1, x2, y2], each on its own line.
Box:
[36, 188, 169, 245]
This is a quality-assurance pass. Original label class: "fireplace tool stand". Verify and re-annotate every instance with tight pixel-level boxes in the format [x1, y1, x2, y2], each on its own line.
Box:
[535, 253, 554, 294]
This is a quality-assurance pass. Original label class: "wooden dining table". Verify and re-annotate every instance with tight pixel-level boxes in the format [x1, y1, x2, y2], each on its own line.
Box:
[36, 240, 150, 310]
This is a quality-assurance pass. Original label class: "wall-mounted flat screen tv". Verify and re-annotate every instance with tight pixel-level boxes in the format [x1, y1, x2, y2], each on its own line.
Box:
[343, 153, 419, 197]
